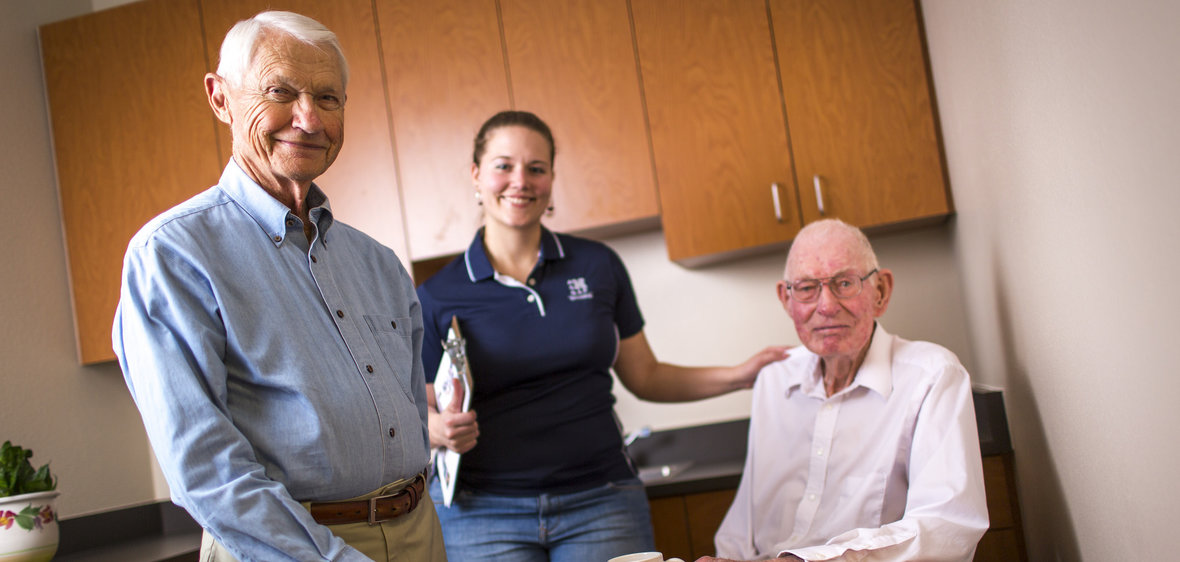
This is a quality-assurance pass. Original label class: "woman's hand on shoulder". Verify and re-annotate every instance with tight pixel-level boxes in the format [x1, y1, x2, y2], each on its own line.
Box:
[731, 345, 792, 390]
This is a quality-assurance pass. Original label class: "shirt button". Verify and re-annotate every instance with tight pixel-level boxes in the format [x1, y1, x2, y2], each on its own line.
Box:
[286, 219, 295, 227]
[528, 278, 536, 286]
[366, 365, 374, 373]
[388, 428, 396, 438]
[310, 254, 318, 263]
[272, 235, 281, 242]
[336, 310, 345, 318]
[808, 493, 817, 501]
[527, 295, 535, 302]
[816, 448, 824, 456]
[390, 320, 397, 329]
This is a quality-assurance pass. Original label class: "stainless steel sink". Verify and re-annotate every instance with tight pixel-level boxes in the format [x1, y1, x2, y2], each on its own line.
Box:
[636, 461, 693, 483]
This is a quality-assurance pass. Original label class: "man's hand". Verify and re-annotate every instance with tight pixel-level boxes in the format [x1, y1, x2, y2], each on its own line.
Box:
[430, 382, 479, 453]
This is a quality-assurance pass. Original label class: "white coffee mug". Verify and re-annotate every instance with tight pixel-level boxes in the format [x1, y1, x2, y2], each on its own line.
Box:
[608, 552, 684, 562]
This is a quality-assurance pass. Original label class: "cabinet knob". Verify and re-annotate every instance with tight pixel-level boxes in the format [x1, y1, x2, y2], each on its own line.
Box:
[813, 175, 826, 216]
[771, 182, 784, 223]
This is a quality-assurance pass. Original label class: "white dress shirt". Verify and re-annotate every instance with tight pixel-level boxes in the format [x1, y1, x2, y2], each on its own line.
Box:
[715, 324, 988, 561]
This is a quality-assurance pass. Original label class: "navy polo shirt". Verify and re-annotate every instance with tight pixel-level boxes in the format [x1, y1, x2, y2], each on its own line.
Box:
[417, 228, 644, 494]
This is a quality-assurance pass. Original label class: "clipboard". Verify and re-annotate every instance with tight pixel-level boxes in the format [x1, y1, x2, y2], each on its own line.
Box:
[433, 316, 473, 507]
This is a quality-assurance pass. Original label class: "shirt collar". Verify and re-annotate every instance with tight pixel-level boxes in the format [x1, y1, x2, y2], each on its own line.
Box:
[462, 226, 566, 282]
[785, 323, 894, 400]
[216, 158, 334, 247]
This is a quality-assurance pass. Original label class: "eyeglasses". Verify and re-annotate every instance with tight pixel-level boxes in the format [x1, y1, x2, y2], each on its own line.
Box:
[785, 269, 878, 303]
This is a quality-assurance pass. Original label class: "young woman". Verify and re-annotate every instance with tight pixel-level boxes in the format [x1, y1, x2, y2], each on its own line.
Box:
[417, 110, 788, 561]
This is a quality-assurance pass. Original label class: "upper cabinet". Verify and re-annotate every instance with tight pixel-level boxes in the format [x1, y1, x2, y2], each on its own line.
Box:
[633, 0, 950, 264]
[382, 0, 660, 262]
[500, 0, 660, 239]
[200, 0, 411, 262]
[40, 0, 221, 364]
[375, 0, 511, 262]
[770, 0, 950, 227]
[632, 0, 803, 264]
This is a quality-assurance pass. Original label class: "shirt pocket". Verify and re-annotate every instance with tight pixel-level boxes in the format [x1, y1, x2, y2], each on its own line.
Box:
[365, 314, 414, 399]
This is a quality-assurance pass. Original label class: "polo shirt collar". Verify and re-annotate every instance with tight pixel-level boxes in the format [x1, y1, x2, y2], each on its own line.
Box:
[217, 158, 335, 247]
[462, 226, 566, 282]
[785, 323, 894, 400]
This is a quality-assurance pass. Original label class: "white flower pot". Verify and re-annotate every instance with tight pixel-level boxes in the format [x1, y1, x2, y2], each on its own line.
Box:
[0, 491, 59, 562]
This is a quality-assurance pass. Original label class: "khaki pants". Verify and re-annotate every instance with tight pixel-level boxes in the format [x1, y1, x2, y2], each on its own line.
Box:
[200, 477, 446, 561]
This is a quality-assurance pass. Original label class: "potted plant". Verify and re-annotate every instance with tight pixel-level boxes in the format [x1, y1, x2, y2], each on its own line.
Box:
[0, 441, 59, 562]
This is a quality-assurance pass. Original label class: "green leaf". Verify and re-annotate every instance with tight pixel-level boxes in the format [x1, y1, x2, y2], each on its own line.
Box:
[0, 441, 56, 497]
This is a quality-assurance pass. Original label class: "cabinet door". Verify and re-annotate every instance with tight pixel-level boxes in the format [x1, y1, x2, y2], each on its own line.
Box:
[770, 0, 951, 227]
[500, 0, 659, 237]
[685, 488, 737, 559]
[201, 0, 411, 267]
[40, 0, 221, 364]
[649, 496, 692, 560]
[632, 0, 802, 264]
[376, 0, 511, 262]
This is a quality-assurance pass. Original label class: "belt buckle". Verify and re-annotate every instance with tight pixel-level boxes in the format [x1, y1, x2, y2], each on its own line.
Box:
[367, 490, 401, 526]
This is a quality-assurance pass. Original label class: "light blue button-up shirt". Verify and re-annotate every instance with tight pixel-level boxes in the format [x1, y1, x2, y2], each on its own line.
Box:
[113, 160, 429, 561]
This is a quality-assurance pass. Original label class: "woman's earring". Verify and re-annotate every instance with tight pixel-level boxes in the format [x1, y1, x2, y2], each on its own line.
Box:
[475, 191, 482, 206]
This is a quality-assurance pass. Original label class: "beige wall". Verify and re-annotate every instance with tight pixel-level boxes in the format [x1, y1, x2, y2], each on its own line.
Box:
[921, 1, 1180, 560]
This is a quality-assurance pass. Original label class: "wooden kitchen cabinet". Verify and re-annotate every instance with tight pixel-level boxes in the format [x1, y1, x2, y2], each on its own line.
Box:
[383, 0, 661, 262]
[770, 0, 951, 228]
[650, 488, 736, 561]
[648, 454, 1026, 560]
[500, 0, 660, 238]
[375, 0, 510, 262]
[632, 0, 951, 265]
[200, 0, 410, 263]
[975, 453, 1029, 562]
[632, 0, 803, 264]
[40, 0, 221, 364]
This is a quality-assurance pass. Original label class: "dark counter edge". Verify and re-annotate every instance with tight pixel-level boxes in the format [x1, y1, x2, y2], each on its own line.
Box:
[629, 387, 1012, 498]
[55, 499, 200, 561]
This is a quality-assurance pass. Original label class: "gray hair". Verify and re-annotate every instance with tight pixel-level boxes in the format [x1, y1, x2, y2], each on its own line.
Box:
[216, 11, 349, 89]
[785, 218, 880, 279]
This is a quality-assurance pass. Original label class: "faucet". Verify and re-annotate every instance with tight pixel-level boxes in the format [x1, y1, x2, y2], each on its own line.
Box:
[623, 426, 652, 447]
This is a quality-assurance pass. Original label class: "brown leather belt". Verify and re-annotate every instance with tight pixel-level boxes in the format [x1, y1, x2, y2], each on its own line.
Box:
[309, 473, 426, 526]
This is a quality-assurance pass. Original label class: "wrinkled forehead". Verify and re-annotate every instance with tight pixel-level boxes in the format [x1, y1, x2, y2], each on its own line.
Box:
[248, 31, 344, 87]
[785, 230, 870, 280]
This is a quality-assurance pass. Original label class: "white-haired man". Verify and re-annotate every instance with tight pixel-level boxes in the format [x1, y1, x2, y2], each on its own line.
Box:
[113, 11, 445, 561]
[706, 219, 988, 561]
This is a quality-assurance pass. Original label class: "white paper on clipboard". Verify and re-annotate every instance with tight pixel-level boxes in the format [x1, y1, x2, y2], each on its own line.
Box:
[433, 316, 473, 507]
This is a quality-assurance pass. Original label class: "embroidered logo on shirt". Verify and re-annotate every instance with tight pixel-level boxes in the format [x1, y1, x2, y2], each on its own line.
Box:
[566, 277, 594, 301]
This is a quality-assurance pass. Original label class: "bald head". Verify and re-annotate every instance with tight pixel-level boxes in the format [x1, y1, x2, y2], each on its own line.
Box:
[785, 219, 879, 281]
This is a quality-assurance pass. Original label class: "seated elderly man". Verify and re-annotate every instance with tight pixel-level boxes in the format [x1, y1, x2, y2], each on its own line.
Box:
[707, 219, 988, 561]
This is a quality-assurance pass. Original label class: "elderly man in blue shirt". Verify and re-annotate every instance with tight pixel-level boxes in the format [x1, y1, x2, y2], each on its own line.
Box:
[112, 11, 445, 561]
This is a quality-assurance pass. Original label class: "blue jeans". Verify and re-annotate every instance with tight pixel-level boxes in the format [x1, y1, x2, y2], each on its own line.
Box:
[430, 477, 655, 562]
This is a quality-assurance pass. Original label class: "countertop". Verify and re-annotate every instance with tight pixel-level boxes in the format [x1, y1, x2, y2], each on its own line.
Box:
[628, 387, 1012, 498]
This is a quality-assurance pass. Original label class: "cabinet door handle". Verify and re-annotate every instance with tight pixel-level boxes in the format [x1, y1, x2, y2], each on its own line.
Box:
[771, 182, 783, 223]
[813, 174, 826, 216]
